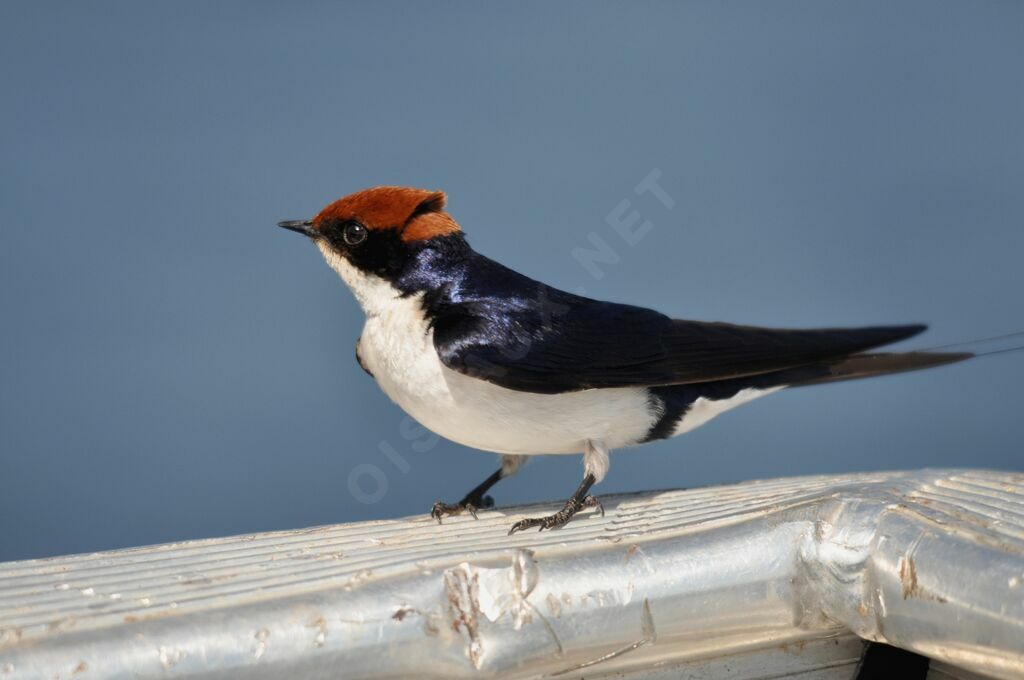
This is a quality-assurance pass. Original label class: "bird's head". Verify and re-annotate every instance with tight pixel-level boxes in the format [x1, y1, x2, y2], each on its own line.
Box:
[278, 186, 463, 312]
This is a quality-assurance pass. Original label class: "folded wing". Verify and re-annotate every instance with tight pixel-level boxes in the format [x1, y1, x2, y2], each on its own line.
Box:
[431, 288, 925, 394]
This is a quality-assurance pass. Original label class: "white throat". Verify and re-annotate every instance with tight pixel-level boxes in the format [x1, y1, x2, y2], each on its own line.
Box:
[316, 241, 400, 317]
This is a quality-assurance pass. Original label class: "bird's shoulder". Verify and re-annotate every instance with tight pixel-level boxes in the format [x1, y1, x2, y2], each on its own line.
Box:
[416, 249, 672, 394]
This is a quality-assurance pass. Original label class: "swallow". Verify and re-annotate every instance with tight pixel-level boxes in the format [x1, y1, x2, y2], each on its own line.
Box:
[279, 186, 971, 534]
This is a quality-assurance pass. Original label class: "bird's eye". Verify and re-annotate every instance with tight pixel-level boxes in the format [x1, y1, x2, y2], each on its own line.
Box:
[343, 222, 367, 246]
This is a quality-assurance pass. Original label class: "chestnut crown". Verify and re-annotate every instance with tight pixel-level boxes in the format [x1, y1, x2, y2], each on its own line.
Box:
[279, 186, 459, 240]
[278, 186, 464, 281]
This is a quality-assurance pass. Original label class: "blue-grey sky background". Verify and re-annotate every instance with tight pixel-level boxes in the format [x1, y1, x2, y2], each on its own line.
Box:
[2, 1, 1022, 562]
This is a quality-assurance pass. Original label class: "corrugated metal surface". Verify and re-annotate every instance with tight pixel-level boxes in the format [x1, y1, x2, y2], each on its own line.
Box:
[0, 469, 1021, 679]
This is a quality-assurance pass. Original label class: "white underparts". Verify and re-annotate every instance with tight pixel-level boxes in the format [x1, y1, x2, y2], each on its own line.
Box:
[583, 440, 611, 483]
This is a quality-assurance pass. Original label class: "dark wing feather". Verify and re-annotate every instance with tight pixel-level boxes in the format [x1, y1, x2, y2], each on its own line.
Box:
[431, 278, 925, 394]
[654, 319, 927, 384]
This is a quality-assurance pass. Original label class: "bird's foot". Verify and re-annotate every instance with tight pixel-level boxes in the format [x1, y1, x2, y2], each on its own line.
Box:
[508, 494, 603, 535]
[430, 493, 495, 523]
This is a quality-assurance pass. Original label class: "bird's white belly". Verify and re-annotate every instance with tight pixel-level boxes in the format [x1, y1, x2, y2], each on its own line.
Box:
[357, 295, 656, 455]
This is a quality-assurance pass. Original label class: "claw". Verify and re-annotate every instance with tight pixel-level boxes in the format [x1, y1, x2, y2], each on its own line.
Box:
[585, 495, 605, 517]
[430, 498, 487, 524]
[506, 495, 602, 535]
[430, 502, 450, 524]
[507, 518, 540, 535]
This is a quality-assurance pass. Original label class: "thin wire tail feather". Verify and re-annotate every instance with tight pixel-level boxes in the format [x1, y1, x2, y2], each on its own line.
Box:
[915, 329, 1024, 353]
[974, 344, 1024, 358]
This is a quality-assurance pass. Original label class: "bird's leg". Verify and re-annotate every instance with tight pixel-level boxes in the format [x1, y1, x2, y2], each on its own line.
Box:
[431, 454, 526, 523]
[507, 472, 603, 534]
[508, 440, 608, 534]
[431, 468, 502, 522]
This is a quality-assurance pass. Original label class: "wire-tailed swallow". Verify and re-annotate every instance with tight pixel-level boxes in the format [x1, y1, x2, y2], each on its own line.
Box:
[279, 186, 971, 533]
